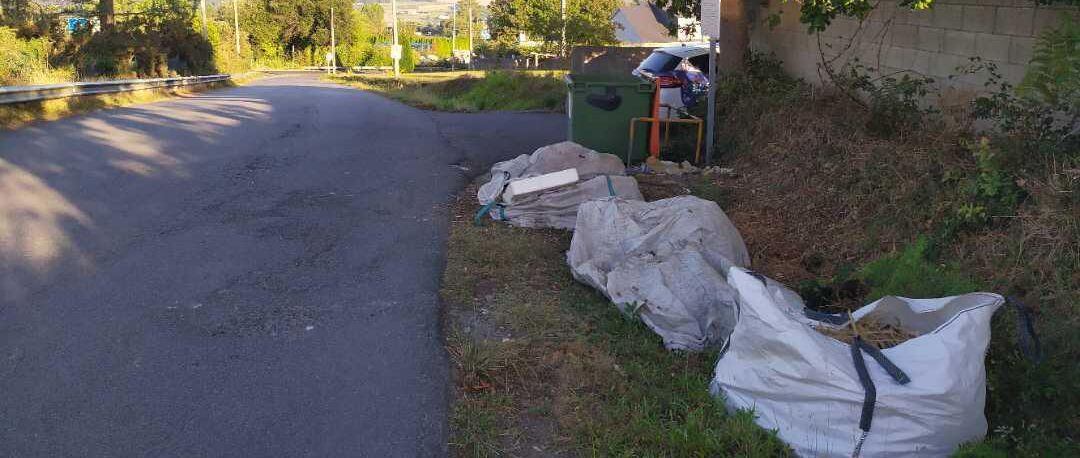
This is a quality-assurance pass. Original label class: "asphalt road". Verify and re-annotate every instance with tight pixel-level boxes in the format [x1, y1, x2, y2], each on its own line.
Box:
[0, 73, 566, 456]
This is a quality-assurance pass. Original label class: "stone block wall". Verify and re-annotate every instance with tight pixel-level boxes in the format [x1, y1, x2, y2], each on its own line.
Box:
[750, 0, 1078, 99]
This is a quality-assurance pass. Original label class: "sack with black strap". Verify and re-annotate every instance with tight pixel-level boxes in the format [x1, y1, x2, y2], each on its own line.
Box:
[710, 267, 1016, 457]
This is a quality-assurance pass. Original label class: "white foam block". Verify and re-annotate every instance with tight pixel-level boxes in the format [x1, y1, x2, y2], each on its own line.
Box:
[502, 168, 580, 204]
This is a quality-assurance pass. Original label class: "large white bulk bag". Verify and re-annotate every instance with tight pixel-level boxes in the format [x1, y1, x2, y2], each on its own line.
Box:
[711, 267, 1003, 457]
[567, 196, 750, 351]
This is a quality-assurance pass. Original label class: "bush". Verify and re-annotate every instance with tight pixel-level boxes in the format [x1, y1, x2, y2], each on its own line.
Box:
[834, 59, 937, 138]
[1019, 14, 1080, 117]
[711, 51, 808, 158]
[457, 71, 565, 111]
[0, 26, 73, 85]
[858, 237, 980, 301]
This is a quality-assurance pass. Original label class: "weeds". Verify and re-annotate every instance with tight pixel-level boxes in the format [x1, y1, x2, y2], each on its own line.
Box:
[0, 27, 75, 85]
[331, 71, 567, 112]
[833, 59, 938, 138]
[441, 188, 789, 456]
[699, 49, 1078, 455]
[858, 237, 980, 302]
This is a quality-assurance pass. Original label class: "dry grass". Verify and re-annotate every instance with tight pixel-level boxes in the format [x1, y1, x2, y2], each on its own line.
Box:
[701, 61, 1079, 453]
[441, 185, 788, 457]
[816, 317, 919, 349]
[710, 94, 968, 283]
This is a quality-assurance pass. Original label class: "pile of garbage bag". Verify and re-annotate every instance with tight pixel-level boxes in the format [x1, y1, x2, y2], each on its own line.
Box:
[478, 141, 1013, 457]
[566, 196, 750, 351]
[711, 267, 1004, 457]
[476, 141, 642, 230]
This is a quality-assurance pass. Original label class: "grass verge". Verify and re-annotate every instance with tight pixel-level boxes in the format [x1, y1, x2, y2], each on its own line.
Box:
[0, 73, 264, 130]
[329, 70, 567, 112]
[441, 185, 789, 457]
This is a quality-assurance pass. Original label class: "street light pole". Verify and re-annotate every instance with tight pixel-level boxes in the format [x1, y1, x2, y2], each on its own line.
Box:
[450, 3, 457, 71]
[330, 4, 336, 75]
[561, 0, 566, 56]
[392, 0, 400, 78]
[232, 0, 241, 56]
[467, 5, 473, 70]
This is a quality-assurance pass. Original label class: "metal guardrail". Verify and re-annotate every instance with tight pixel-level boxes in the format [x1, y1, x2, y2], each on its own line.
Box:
[0, 74, 231, 105]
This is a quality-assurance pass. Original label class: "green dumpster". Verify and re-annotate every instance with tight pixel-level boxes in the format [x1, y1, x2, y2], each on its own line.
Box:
[566, 74, 654, 165]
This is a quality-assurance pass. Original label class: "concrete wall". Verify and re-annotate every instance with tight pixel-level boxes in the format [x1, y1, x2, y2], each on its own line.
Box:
[750, 0, 1078, 100]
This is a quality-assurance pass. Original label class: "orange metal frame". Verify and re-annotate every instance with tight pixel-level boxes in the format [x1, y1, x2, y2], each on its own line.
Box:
[628, 116, 704, 165]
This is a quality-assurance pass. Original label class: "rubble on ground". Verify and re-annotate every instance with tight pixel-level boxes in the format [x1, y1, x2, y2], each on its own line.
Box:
[645, 156, 699, 175]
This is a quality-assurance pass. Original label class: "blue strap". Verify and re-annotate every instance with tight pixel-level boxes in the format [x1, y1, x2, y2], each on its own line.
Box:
[474, 201, 497, 226]
[605, 175, 616, 197]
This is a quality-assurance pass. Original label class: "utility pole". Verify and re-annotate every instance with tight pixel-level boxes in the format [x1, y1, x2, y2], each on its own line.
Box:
[392, 0, 400, 78]
[467, 4, 473, 70]
[561, 0, 567, 57]
[233, 0, 241, 56]
[330, 4, 336, 75]
[199, 0, 208, 38]
[450, 3, 457, 71]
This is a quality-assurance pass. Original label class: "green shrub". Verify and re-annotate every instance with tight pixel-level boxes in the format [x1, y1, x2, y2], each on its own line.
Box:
[858, 237, 980, 301]
[836, 59, 937, 138]
[1019, 15, 1080, 114]
[458, 71, 566, 111]
[0, 27, 73, 85]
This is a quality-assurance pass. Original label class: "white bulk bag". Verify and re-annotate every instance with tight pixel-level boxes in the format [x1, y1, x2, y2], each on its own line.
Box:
[478, 141, 627, 206]
[711, 268, 1003, 457]
[567, 196, 750, 351]
[497, 175, 642, 230]
[477, 142, 641, 229]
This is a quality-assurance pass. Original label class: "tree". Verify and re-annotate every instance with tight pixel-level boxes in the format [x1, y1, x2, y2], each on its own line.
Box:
[487, 0, 619, 51]
[357, 2, 383, 33]
[651, 0, 746, 70]
[488, 0, 524, 45]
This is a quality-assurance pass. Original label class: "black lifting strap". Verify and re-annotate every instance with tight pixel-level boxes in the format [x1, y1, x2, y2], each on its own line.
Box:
[849, 336, 910, 457]
[1007, 296, 1044, 363]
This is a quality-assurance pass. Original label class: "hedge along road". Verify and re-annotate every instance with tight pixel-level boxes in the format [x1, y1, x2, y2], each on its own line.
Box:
[0, 73, 565, 456]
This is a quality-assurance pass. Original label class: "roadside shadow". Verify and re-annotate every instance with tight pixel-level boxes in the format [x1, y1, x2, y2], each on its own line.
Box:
[0, 83, 292, 304]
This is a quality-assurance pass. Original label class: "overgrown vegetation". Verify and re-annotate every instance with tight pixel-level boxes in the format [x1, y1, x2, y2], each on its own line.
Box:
[0, 0, 426, 86]
[1, 0, 227, 84]
[441, 190, 790, 457]
[704, 40, 1077, 454]
[0, 26, 73, 85]
[330, 71, 566, 112]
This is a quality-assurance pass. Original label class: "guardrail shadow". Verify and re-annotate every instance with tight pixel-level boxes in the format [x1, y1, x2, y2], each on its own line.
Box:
[0, 84, 277, 304]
